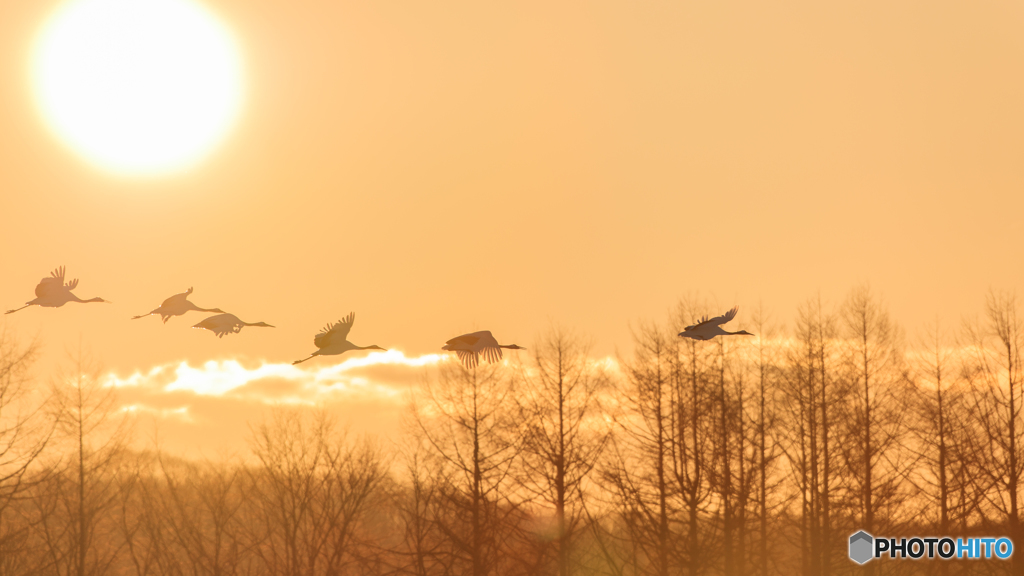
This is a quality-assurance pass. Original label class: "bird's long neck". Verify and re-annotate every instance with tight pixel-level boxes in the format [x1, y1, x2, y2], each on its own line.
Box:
[74, 296, 105, 304]
[188, 302, 221, 313]
[243, 321, 272, 328]
[358, 345, 382, 350]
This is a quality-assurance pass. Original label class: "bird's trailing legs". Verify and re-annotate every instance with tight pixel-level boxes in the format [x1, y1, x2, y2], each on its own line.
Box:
[293, 352, 321, 365]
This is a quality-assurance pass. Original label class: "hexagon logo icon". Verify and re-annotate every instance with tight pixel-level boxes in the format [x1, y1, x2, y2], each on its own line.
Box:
[849, 531, 874, 564]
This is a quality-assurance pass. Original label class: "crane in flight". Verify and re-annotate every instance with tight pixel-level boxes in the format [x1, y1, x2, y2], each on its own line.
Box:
[293, 312, 385, 364]
[132, 287, 225, 323]
[5, 266, 110, 314]
[677, 306, 754, 341]
[442, 330, 524, 368]
[192, 313, 274, 338]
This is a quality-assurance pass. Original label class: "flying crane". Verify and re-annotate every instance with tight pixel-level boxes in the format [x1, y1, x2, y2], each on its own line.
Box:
[132, 287, 224, 322]
[442, 330, 525, 368]
[677, 306, 754, 341]
[5, 266, 110, 314]
[192, 313, 274, 338]
[293, 312, 385, 364]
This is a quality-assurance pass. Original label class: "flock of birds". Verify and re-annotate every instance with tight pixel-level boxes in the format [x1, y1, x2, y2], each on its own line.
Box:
[4, 266, 753, 368]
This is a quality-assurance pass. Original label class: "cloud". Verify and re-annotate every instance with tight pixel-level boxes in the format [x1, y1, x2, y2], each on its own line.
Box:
[100, 350, 626, 459]
[102, 351, 445, 457]
[106, 350, 441, 397]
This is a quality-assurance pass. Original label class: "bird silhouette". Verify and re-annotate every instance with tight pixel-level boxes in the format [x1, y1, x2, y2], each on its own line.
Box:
[5, 266, 110, 314]
[293, 312, 385, 365]
[677, 306, 754, 341]
[132, 287, 225, 323]
[442, 330, 525, 368]
[192, 313, 274, 338]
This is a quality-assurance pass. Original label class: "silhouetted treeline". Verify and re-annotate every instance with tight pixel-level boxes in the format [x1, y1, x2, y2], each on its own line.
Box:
[0, 286, 1022, 576]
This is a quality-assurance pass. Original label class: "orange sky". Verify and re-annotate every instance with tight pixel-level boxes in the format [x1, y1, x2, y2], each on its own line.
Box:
[2, 0, 1023, 452]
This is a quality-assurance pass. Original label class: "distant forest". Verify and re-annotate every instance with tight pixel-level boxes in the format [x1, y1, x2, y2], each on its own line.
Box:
[0, 286, 1021, 576]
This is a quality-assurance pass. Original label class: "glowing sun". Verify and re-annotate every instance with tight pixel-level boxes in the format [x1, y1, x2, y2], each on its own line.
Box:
[32, 0, 244, 176]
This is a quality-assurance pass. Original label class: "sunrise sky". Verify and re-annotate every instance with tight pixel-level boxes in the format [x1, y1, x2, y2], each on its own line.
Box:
[1, 0, 1022, 454]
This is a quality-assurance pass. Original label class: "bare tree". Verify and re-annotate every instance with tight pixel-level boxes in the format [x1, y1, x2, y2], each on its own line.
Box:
[10, 288, 1024, 575]
[34, 346, 132, 576]
[517, 327, 610, 576]
[962, 290, 1024, 575]
[165, 458, 249, 576]
[115, 450, 178, 576]
[115, 457, 154, 576]
[412, 358, 523, 576]
[907, 319, 976, 576]
[390, 443, 452, 576]
[668, 300, 717, 576]
[604, 321, 681, 576]
[746, 304, 784, 576]
[709, 335, 752, 576]
[777, 296, 847, 576]
[246, 408, 388, 576]
[839, 286, 912, 574]
[0, 328, 52, 575]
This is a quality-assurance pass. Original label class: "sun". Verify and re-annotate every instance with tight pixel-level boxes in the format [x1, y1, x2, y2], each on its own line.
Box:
[31, 0, 244, 176]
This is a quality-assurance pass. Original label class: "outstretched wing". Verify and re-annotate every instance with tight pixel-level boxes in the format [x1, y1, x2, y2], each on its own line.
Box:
[162, 287, 192, 308]
[446, 331, 501, 365]
[445, 334, 481, 348]
[456, 349, 479, 368]
[480, 345, 504, 364]
[685, 306, 739, 331]
[35, 266, 67, 298]
[314, 312, 355, 349]
[194, 314, 240, 337]
[684, 315, 707, 331]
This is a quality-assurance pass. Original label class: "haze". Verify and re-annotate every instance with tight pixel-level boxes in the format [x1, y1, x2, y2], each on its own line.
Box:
[1, 0, 1022, 448]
